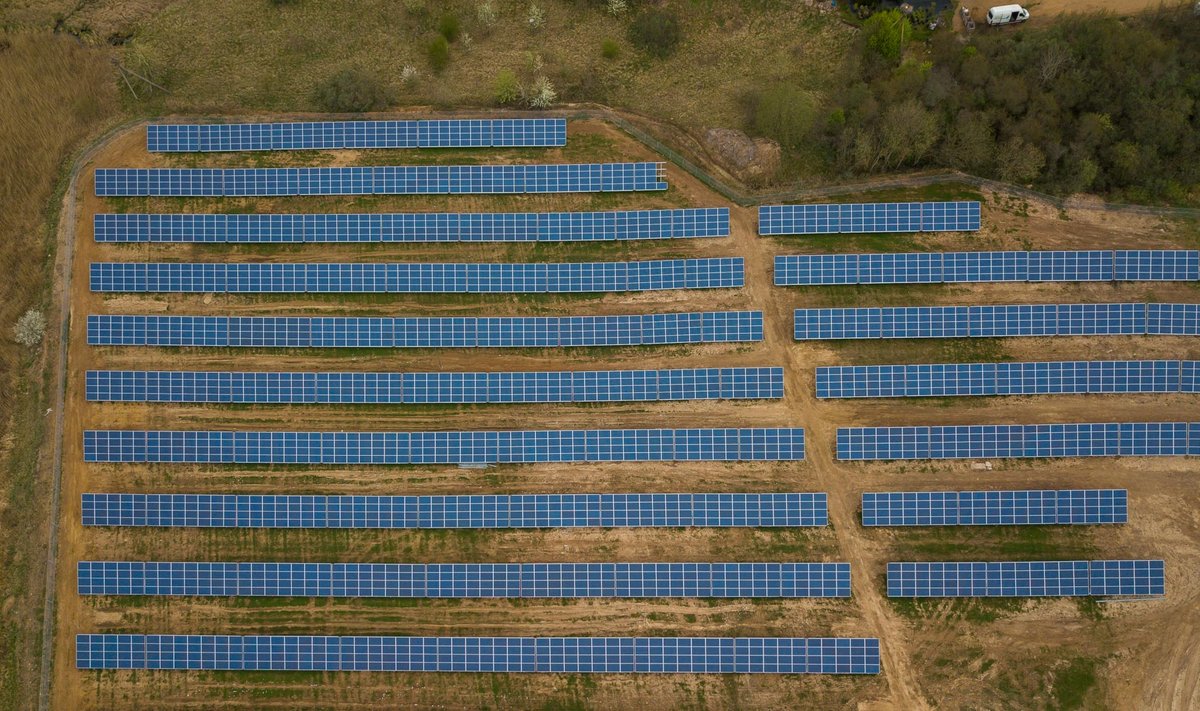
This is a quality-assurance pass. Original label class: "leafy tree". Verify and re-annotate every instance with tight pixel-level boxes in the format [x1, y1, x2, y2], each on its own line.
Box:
[427, 36, 450, 72]
[629, 9, 681, 58]
[995, 136, 1045, 184]
[438, 13, 461, 42]
[494, 69, 520, 105]
[861, 10, 904, 64]
[753, 85, 817, 150]
[313, 68, 394, 112]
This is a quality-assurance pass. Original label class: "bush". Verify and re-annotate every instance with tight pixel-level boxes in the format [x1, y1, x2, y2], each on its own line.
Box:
[313, 68, 395, 112]
[527, 76, 557, 109]
[13, 309, 46, 349]
[494, 69, 520, 105]
[753, 85, 816, 149]
[438, 13, 461, 42]
[476, 1, 497, 30]
[601, 39, 619, 59]
[427, 36, 450, 72]
[629, 9, 680, 58]
[527, 3, 545, 30]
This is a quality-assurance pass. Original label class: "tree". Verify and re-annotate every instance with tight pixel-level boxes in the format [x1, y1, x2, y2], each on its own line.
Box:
[861, 10, 904, 65]
[995, 136, 1045, 184]
[629, 9, 681, 58]
[427, 36, 450, 73]
[939, 111, 996, 175]
[876, 100, 940, 169]
[753, 85, 817, 150]
[14, 308, 46, 349]
[313, 69, 395, 112]
[494, 69, 520, 105]
[527, 76, 557, 108]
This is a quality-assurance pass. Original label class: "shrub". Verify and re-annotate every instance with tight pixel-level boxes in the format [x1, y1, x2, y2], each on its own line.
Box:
[527, 3, 545, 31]
[601, 39, 619, 59]
[527, 76, 557, 108]
[313, 68, 395, 112]
[494, 69, 520, 105]
[438, 13, 461, 42]
[753, 85, 817, 149]
[476, 1, 497, 29]
[607, 0, 628, 15]
[400, 65, 419, 86]
[13, 309, 46, 349]
[629, 9, 680, 58]
[427, 36, 450, 72]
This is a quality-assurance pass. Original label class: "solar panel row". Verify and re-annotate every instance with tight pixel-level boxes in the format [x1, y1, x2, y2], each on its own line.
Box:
[837, 422, 1200, 461]
[81, 492, 830, 529]
[87, 312, 764, 348]
[85, 367, 784, 404]
[147, 119, 567, 152]
[94, 163, 668, 196]
[758, 202, 980, 235]
[816, 360, 1198, 399]
[76, 635, 882, 674]
[93, 208, 731, 243]
[775, 250, 1200, 285]
[887, 560, 1165, 597]
[861, 489, 1127, 527]
[78, 561, 851, 599]
[83, 428, 807, 464]
[89, 259, 745, 294]
[794, 303, 1200, 340]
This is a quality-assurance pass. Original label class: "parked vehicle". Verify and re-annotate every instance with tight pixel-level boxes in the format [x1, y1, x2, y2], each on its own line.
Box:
[986, 4, 1029, 25]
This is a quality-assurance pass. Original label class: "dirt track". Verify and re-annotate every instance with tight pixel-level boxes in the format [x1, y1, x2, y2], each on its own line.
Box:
[50, 119, 1200, 710]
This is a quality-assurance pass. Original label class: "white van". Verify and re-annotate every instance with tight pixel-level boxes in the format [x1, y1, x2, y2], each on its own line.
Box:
[986, 4, 1030, 25]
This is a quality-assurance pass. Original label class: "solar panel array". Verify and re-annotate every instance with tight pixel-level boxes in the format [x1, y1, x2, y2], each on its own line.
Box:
[88, 312, 764, 348]
[861, 489, 1127, 527]
[89, 259, 745, 294]
[794, 303, 1200, 340]
[81, 492, 830, 529]
[94, 208, 730, 244]
[85, 367, 784, 404]
[147, 119, 567, 152]
[75, 635, 882, 673]
[83, 428, 807, 464]
[887, 560, 1165, 597]
[816, 360, 1196, 399]
[758, 202, 980, 235]
[837, 422, 1200, 461]
[78, 561, 851, 599]
[93, 163, 667, 196]
[775, 250, 1200, 285]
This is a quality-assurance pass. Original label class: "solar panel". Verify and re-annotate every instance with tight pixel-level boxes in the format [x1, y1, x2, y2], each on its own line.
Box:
[81, 492, 830, 528]
[78, 561, 851, 599]
[82, 428, 807, 464]
[89, 259, 745, 294]
[776, 250, 1199, 286]
[795, 303, 1155, 341]
[76, 635, 882, 673]
[886, 560, 1164, 597]
[93, 208, 731, 243]
[93, 163, 668, 197]
[147, 119, 567, 152]
[87, 312, 764, 348]
[836, 422, 1192, 461]
[85, 367, 784, 404]
[816, 361, 1182, 398]
[861, 489, 1128, 526]
[758, 202, 980, 235]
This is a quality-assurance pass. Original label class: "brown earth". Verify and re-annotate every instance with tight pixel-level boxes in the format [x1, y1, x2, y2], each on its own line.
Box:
[51, 119, 1200, 710]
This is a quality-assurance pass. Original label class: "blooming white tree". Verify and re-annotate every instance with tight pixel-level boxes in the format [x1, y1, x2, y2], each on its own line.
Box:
[527, 76, 556, 109]
[14, 309, 46, 349]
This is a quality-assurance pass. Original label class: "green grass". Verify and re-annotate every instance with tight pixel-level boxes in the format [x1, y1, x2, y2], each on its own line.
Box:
[1052, 657, 1101, 710]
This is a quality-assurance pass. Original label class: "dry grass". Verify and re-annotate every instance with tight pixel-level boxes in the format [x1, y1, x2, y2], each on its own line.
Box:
[0, 30, 118, 710]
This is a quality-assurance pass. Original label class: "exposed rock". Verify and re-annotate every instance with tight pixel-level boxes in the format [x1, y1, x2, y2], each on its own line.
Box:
[703, 127, 781, 184]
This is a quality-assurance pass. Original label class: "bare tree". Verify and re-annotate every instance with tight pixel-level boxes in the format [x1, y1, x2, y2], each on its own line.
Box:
[1038, 42, 1073, 86]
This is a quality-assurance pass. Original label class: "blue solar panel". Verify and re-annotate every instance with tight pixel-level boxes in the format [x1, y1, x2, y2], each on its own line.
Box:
[758, 202, 980, 235]
[82, 428, 806, 464]
[93, 209, 731, 243]
[861, 490, 1128, 526]
[93, 164, 668, 196]
[89, 259, 745, 294]
[78, 561, 851, 599]
[776, 250, 1199, 286]
[85, 367, 784, 404]
[795, 303, 1156, 340]
[87, 312, 763, 348]
[887, 560, 1164, 597]
[76, 635, 882, 674]
[836, 422, 1192, 461]
[147, 119, 567, 152]
[816, 361, 1182, 398]
[1147, 303, 1200, 335]
[81, 492, 829, 528]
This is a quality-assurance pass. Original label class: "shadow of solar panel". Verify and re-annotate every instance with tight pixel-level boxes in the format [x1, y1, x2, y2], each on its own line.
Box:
[886, 560, 1164, 598]
[758, 201, 980, 235]
[861, 489, 1128, 526]
[75, 635, 881, 673]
